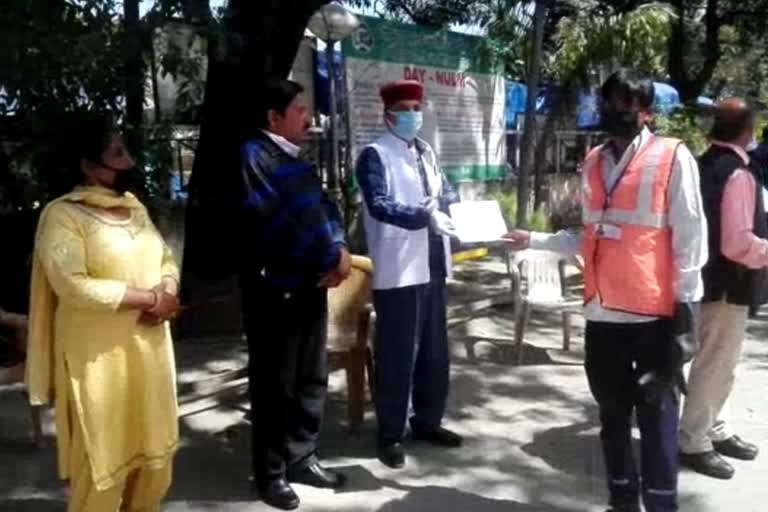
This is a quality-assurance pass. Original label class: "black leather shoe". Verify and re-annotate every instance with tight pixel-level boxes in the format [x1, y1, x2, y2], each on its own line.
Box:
[254, 477, 300, 510]
[605, 507, 640, 512]
[411, 426, 463, 447]
[378, 443, 406, 469]
[713, 435, 759, 461]
[287, 462, 346, 489]
[680, 451, 734, 479]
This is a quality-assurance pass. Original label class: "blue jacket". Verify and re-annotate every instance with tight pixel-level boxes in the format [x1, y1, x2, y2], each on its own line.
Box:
[240, 132, 345, 290]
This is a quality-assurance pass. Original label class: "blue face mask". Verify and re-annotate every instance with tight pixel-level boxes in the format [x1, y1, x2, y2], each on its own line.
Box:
[388, 111, 423, 141]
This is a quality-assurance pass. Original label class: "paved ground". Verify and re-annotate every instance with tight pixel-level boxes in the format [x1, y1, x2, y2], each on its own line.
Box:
[2, 255, 768, 511]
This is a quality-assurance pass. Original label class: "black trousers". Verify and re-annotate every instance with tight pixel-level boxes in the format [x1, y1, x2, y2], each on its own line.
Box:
[241, 278, 328, 480]
[372, 277, 450, 447]
[585, 320, 679, 512]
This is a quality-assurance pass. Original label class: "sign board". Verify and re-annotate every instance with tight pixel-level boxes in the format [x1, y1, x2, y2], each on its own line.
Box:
[342, 16, 506, 182]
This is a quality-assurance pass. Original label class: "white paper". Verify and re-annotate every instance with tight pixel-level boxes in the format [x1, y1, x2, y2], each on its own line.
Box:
[449, 200, 509, 244]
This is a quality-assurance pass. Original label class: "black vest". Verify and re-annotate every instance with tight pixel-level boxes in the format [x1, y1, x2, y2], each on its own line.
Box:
[699, 145, 768, 306]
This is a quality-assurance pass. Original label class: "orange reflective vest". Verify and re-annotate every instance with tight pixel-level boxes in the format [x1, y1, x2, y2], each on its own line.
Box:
[581, 136, 681, 316]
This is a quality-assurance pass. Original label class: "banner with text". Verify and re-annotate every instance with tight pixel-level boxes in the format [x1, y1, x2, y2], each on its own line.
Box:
[342, 16, 506, 182]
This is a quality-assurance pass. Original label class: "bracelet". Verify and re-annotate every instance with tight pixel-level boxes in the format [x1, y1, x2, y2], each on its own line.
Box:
[149, 289, 160, 312]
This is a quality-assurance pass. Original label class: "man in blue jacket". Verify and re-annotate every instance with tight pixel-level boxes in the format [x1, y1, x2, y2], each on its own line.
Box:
[239, 79, 350, 510]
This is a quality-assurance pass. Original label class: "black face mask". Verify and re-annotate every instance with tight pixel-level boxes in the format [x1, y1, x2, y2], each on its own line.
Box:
[600, 109, 641, 139]
[99, 162, 135, 195]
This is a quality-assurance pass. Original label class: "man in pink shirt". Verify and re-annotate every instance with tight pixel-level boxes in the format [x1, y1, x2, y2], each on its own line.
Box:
[679, 98, 767, 479]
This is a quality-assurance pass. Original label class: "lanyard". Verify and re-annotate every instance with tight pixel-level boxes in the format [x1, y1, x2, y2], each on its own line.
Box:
[602, 136, 651, 210]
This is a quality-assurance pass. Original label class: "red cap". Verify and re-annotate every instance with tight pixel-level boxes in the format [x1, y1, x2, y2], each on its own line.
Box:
[380, 80, 424, 106]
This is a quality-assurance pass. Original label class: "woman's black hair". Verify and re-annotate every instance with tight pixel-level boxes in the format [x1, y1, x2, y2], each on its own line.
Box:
[60, 113, 118, 191]
[73, 114, 118, 166]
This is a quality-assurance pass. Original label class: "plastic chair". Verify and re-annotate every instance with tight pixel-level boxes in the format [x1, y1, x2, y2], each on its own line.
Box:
[506, 249, 582, 364]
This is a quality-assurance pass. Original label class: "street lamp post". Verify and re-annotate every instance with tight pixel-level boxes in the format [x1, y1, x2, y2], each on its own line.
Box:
[307, 3, 359, 200]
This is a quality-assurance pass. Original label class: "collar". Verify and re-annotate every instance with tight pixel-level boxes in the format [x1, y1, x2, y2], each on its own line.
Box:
[262, 130, 301, 158]
[64, 186, 143, 210]
[381, 131, 419, 153]
[711, 140, 750, 166]
[601, 126, 652, 159]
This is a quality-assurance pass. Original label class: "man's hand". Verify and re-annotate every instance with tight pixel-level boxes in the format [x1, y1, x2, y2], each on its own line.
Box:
[430, 210, 458, 238]
[501, 230, 531, 250]
[318, 247, 352, 288]
[421, 197, 438, 213]
[637, 302, 701, 406]
[672, 302, 700, 364]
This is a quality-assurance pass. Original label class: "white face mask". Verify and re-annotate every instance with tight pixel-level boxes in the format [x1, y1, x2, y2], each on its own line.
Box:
[746, 138, 759, 152]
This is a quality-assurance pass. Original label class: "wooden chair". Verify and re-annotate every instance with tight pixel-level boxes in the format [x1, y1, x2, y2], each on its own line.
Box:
[0, 309, 43, 448]
[327, 256, 375, 430]
[0, 332, 43, 447]
[506, 249, 582, 364]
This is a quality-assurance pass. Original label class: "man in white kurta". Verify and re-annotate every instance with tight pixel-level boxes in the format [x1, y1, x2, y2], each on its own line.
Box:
[355, 80, 462, 469]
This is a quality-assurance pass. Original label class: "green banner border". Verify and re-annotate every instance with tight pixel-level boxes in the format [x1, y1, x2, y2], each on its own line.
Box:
[444, 165, 507, 182]
[342, 15, 503, 76]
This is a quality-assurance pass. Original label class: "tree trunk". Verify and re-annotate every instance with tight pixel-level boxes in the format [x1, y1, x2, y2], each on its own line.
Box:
[516, 0, 547, 227]
[532, 113, 554, 209]
[123, 0, 145, 192]
[533, 86, 572, 209]
[667, 0, 722, 103]
[181, 0, 330, 315]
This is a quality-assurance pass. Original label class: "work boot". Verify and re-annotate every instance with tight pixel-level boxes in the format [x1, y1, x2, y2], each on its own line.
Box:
[713, 435, 759, 461]
[378, 442, 406, 469]
[411, 426, 463, 447]
[287, 461, 346, 489]
[252, 477, 300, 510]
[679, 450, 734, 479]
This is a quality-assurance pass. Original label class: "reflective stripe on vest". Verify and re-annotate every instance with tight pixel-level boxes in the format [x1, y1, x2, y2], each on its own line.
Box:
[581, 136, 681, 316]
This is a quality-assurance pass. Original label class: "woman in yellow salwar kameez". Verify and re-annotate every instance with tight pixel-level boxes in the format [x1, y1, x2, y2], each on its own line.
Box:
[25, 117, 181, 512]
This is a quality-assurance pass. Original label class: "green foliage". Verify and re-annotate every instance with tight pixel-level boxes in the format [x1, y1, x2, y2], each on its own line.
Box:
[527, 207, 551, 232]
[553, 2, 675, 84]
[0, 0, 207, 208]
[483, 2, 534, 79]
[654, 108, 709, 156]
[493, 190, 551, 231]
[494, 190, 518, 227]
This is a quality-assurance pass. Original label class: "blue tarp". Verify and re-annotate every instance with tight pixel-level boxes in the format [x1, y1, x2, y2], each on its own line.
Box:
[577, 81, 682, 128]
[505, 81, 560, 127]
[653, 82, 680, 114]
[576, 91, 600, 129]
[314, 49, 344, 115]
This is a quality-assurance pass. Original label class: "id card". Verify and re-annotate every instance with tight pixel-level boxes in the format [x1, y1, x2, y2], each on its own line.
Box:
[595, 223, 622, 240]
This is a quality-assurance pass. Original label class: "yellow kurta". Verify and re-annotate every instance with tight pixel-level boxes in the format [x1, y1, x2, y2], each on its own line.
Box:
[26, 188, 179, 492]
